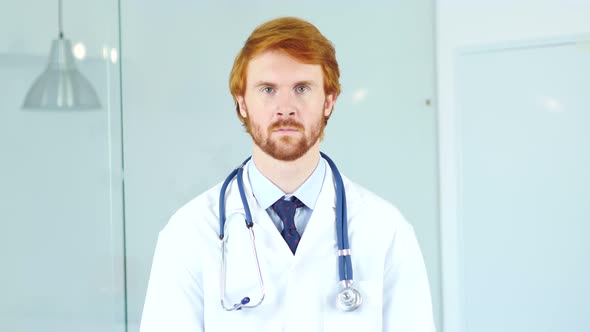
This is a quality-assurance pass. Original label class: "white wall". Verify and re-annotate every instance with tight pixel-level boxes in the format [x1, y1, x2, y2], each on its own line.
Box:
[121, 0, 440, 330]
[436, 1, 590, 331]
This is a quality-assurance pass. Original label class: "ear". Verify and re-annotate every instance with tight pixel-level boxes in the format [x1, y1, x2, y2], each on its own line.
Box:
[324, 94, 337, 117]
[237, 96, 247, 118]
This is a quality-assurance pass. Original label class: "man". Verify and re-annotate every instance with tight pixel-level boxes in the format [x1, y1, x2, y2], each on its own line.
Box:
[141, 17, 435, 332]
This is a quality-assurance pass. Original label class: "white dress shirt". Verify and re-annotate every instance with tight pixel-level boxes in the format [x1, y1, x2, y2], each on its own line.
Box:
[247, 157, 326, 234]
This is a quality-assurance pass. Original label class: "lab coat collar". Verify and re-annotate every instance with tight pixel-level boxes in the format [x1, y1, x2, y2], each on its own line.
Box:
[222, 162, 256, 214]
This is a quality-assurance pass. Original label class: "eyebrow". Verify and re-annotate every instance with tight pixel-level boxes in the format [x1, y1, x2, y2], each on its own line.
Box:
[253, 80, 317, 88]
[253, 81, 277, 88]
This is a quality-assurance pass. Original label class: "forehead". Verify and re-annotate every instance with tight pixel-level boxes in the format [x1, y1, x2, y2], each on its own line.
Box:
[246, 50, 323, 85]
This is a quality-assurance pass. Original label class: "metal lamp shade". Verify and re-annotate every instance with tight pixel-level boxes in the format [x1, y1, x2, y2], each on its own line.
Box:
[23, 38, 101, 110]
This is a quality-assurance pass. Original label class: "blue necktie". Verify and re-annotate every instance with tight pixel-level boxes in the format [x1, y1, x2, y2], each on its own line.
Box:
[271, 197, 305, 254]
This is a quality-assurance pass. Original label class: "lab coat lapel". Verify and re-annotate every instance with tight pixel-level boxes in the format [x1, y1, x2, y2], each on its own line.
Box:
[222, 163, 294, 257]
[295, 161, 364, 259]
[294, 162, 338, 258]
[221, 159, 365, 259]
[222, 164, 264, 219]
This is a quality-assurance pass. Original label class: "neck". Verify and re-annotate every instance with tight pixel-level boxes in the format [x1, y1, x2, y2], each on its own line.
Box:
[252, 144, 321, 194]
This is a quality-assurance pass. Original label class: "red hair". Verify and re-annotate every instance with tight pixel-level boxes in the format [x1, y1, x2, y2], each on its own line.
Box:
[229, 17, 341, 123]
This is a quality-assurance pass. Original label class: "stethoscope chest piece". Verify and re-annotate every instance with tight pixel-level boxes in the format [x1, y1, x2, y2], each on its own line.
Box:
[336, 287, 362, 312]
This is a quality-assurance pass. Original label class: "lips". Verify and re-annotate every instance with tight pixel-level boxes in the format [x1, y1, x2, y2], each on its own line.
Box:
[274, 127, 299, 132]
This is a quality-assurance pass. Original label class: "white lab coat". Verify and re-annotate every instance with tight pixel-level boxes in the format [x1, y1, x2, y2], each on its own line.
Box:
[141, 163, 435, 332]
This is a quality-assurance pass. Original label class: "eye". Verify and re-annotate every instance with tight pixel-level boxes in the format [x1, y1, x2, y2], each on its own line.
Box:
[261, 86, 275, 94]
[295, 85, 309, 93]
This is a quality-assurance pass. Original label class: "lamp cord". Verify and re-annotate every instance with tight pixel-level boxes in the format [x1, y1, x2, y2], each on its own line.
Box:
[58, 0, 63, 38]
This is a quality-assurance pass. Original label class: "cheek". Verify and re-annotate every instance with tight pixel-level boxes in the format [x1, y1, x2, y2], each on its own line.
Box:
[246, 109, 271, 128]
[245, 95, 271, 113]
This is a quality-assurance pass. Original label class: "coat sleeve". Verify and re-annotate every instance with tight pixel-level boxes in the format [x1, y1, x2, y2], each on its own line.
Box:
[140, 224, 204, 332]
[383, 220, 436, 331]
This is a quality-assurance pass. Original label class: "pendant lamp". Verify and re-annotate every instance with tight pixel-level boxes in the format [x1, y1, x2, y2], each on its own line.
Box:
[22, 0, 101, 110]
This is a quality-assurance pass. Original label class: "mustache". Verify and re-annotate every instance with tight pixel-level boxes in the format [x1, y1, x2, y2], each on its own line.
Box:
[270, 119, 304, 131]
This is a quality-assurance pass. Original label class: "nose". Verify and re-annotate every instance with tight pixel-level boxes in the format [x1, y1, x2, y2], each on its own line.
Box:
[276, 91, 296, 117]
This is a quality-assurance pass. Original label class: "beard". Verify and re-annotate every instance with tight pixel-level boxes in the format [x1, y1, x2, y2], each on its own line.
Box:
[246, 116, 325, 162]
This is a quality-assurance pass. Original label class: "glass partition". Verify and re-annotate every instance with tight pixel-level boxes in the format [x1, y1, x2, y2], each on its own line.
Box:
[0, 1, 125, 331]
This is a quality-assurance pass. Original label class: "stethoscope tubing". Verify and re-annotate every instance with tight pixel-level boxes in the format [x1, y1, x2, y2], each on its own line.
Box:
[219, 157, 252, 240]
[219, 152, 355, 285]
[320, 152, 354, 286]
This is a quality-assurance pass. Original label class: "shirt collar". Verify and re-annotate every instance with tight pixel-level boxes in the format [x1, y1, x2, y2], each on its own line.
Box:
[247, 157, 326, 210]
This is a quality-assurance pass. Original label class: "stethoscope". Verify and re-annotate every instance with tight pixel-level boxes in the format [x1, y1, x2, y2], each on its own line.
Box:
[218, 152, 362, 312]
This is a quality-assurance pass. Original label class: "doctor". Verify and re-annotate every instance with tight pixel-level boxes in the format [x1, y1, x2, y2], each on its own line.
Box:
[141, 17, 435, 332]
